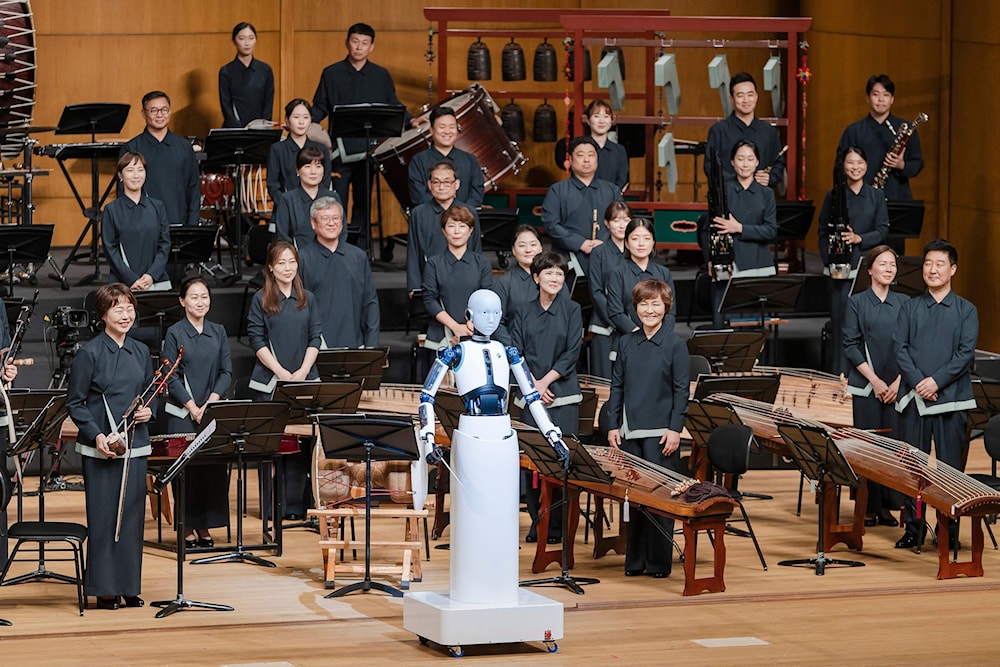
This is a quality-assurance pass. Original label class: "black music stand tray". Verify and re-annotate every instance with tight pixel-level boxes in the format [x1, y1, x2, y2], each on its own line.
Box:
[518, 433, 602, 595]
[204, 129, 281, 275]
[775, 423, 865, 575]
[477, 208, 519, 266]
[273, 381, 363, 530]
[133, 291, 183, 357]
[315, 347, 389, 390]
[687, 329, 768, 373]
[693, 375, 781, 403]
[721, 275, 804, 365]
[168, 225, 217, 280]
[886, 200, 924, 240]
[0, 225, 53, 298]
[2, 393, 69, 586]
[150, 419, 234, 618]
[851, 254, 925, 298]
[773, 200, 815, 267]
[316, 414, 419, 598]
[329, 103, 406, 254]
[53, 103, 130, 286]
[189, 401, 289, 567]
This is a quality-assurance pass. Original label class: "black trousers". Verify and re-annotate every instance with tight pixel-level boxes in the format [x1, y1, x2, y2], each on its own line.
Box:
[620, 436, 679, 575]
[898, 406, 967, 538]
[826, 277, 852, 375]
[852, 392, 902, 513]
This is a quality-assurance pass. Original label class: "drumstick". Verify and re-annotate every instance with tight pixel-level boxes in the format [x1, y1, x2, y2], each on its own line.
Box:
[591, 208, 598, 240]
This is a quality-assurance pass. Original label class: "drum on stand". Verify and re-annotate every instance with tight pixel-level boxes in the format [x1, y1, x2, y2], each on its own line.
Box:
[372, 84, 527, 211]
[200, 169, 235, 210]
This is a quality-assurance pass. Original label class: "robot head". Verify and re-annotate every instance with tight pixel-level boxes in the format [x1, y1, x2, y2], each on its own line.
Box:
[466, 289, 502, 338]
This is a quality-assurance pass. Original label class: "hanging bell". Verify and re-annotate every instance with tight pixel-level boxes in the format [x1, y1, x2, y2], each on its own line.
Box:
[467, 37, 492, 81]
[533, 38, 558, 82]
[567, 46, 593, 82]
[501, 38, 526, 81]
[500, 100, 525, 142]
[600, 44, 626, 80]
[533, 101, 557, 143]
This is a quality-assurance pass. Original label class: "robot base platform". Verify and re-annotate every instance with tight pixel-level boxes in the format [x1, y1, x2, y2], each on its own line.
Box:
[404, 588, 563, 654]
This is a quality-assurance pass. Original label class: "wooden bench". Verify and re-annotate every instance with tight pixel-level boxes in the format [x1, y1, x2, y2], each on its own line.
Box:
[309, 507, 429, 590]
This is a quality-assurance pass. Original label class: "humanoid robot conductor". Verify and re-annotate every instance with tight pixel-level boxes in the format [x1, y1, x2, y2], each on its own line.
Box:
[416, 288, 568, 605]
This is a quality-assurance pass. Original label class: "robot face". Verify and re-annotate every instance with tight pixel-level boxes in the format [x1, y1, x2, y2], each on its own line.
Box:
[466, 289, 502, 337]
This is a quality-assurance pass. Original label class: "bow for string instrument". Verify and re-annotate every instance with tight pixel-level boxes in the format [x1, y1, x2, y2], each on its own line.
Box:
[112, 347, 184, 542]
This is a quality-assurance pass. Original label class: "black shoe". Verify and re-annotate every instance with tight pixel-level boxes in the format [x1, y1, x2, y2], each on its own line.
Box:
[524, 534, 537, 543]
[285, 513, 304, 521]
[95, 596, 120, 610]
[624, 569, 644, 577]
[546, 536, 561, 545]
[184, 537, 197, 550]
[197, 537, 214, 548]
[648, 572, 669, 579]
[122, 596, 144, 608]
[895, 533, 920, 549]
[864, 515, 877, 527]
[877, 512, 899, 527]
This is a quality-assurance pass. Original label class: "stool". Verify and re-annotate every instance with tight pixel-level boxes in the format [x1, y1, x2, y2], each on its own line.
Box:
[0, 521, 88, 615]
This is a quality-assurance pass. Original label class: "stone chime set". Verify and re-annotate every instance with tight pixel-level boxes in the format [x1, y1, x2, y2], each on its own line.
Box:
[467, 37, 628, 144]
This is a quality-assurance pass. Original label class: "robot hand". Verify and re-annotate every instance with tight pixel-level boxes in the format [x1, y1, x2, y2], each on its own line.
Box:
[545, 429, 570, 469]
[425, 443, 445, 466]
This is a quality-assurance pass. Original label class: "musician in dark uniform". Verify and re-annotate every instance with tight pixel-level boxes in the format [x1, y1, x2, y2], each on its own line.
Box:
[162, 277, 233, 550]
[844, 245, 908, 527]
[607, 218, 677, 348]
[66, 284, 153, 610]
[510, 251, 583, 543]
[407, 107, 484, 209]
[297, 197, 380, 349]
[492, 225, 542, 346]
[266, 99, 332, 206]
[247, 240, 322, 520]
[704, 72, 785, 187]
[120, 91, 200, 227]
[818, 146, 889, 374]
[102, 152, 171, 291]
[311, 22, 413, 248]
[587, 202, 630, 379]
[0, 307, 18, 564]
[893, 239, 978, 550]
[218, 22, 274, 129]
[584, 100, 629, 191]
[838, 74, 924, 202]
[271, 146, 340, 248]
[541, 136, 623, 276]
[705, 139, 777, 328]
[607, 279, 689, 578]
[405, 162, 482, 296]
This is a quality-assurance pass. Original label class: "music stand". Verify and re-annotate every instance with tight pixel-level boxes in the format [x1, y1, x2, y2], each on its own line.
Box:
[53, 103, 130, 286]
[315, 348, 389, 390]
[133, 291, 183, 357]
[189, 401, 289, 567]
[204, 129, 281, 274]
[721, 275, 804, 365]
[886, 200, 924, 240]
[0, 224, 52, 298]
[851, 254, 925, 298]
[168, 226, 217, 281]
[693, 375, 781, 403]
[773, 200, 815, 268]
[775, 423, 865, 575]
[329, 103, 406, 255]
[2, 393, 69, 586]
[518, 433, 602, 595]
[150, 420, 234, 618]
[477, 208, 519, 265]
[969, 379, 1000, 434]
[687, 330, 768, 373]
[316, 414, 420, 598]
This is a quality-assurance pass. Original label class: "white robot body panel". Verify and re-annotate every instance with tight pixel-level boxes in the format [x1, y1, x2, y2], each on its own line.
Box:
[453, 339, 510, 399]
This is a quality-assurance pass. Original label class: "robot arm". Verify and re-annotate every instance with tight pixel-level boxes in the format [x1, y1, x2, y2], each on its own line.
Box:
[418, 346, 461, 464]
[508, 346, 570, 467]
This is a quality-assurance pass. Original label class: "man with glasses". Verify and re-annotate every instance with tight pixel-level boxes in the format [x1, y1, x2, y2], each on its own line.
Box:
[405, 161, 482, 296]
[407, 106, 484, 209]
[120, 91, 200, 226]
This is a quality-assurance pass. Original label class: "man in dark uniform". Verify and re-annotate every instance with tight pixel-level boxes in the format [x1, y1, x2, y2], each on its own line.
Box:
[407, 107, 484, 209]
[893, 239, 978, 550]
[120, 91, 200, 227]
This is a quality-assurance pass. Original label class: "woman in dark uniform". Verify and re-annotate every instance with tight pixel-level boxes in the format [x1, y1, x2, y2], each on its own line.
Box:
[247, 240, 321, 520]
[493, 224, 542, 344]
[102, 151, 171, 292]
[66, 284, 153, 610]
[606, 279, 689, 578]
[162, 277, 233, 549]
[219, 22, 274, 129]
[844, 245, 908, 527]
[707, 139, 777, 328]
[587, 201, 630, 379]
[607, 217, 677, 345]
[819, 146, 889, 373]
[510, 251, 583, 543]
[266, 98, 332, 206]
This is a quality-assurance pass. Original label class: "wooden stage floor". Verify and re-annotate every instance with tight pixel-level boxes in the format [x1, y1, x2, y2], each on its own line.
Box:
[4, 445, 1000, 666]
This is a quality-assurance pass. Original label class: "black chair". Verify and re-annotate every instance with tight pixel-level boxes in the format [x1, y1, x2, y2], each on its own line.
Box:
[238, 224, 274, 340]
[706, 423, 767, 570]
[0, 521, 88, 615]
[689, 354, 712, 380]
[968, 413, 1000, 550]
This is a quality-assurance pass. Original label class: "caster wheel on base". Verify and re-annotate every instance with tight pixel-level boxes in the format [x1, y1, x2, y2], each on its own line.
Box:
[418, 636, 429, 646]
[545, 641, 559, 653]
[448, 645, 464, 658]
